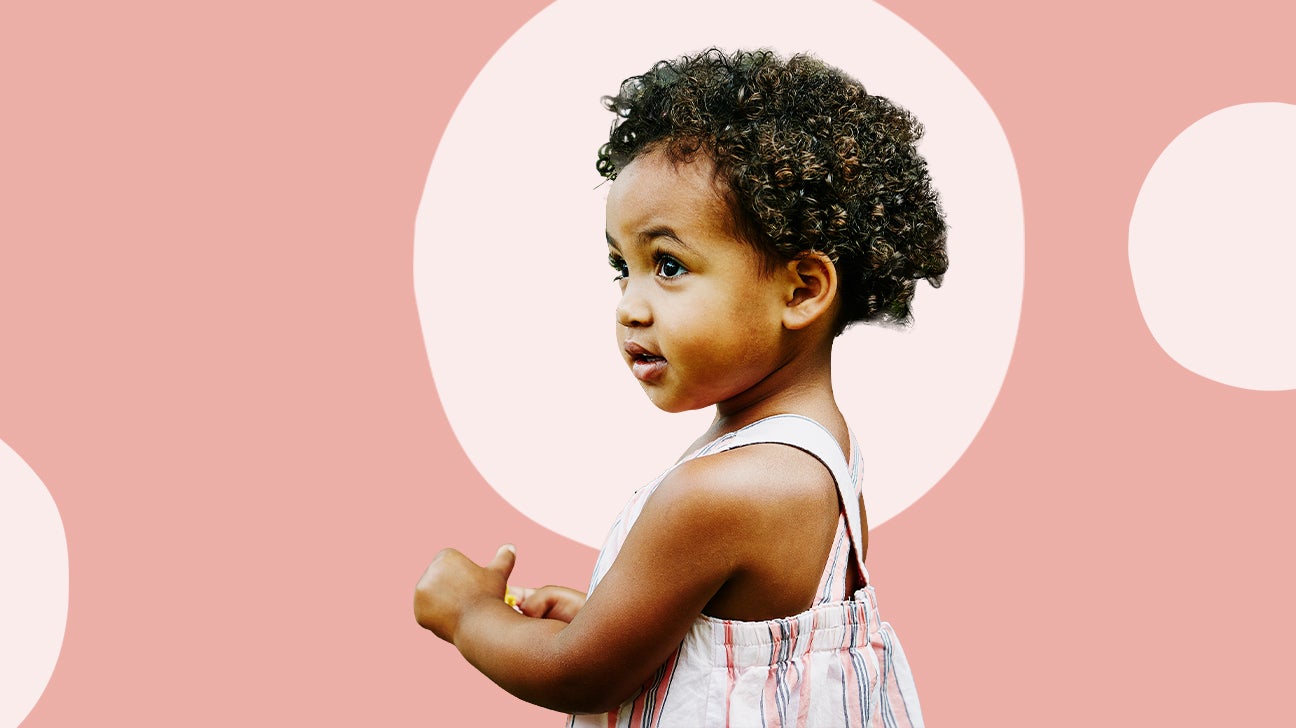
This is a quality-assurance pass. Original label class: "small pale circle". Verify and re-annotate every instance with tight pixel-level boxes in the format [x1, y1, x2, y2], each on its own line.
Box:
[0, 440, 68, 727]
[1130, 103, 1296, 391]
[416, 0, 1023, 546]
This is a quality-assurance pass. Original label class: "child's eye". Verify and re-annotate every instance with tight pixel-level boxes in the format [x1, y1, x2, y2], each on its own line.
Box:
[656, 255, 687, 279]
[608, 254, 628, 281]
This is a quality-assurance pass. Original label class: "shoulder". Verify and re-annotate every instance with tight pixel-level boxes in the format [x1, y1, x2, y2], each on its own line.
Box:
[677, 441, 838, 493]
[644, 441, 844, 620]
[650, 443, 838, 538]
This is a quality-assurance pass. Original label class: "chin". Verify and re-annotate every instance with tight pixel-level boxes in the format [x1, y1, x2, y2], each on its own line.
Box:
[643, 390, 711, 414]
[653, 402, 697, 414]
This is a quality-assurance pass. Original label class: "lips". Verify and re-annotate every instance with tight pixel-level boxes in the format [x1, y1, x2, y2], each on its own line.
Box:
[624, 341, 667, 383]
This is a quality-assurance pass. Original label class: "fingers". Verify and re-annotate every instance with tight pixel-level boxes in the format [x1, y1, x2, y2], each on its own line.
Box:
[413, 545, 519, 640]
[516, 588, 551, 619]
[515, 585, 586, 622]
[505, 586, 534, 609]
[488, 543, 516, 579]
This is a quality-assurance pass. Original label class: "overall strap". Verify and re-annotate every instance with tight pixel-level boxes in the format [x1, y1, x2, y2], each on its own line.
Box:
[707, 414, 868, 583]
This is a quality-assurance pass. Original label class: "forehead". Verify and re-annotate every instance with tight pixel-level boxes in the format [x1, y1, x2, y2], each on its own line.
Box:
[604, 149, 735, 243]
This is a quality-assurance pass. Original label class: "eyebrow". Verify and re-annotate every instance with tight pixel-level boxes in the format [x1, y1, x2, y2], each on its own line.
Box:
[605, 226, 699, 255]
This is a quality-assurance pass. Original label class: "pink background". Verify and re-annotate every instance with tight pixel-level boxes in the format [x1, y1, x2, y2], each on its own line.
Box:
[2, 1, 1292, 725]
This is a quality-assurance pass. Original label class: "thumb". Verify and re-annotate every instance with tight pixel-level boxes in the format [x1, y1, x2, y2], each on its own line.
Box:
[488, 543, 517, 579]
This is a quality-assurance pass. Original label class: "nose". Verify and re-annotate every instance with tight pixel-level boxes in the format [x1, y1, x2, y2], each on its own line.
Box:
[615, 279, 651, 328]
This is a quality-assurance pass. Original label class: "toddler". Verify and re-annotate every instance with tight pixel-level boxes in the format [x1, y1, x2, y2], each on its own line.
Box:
[415, 48, 947, 727]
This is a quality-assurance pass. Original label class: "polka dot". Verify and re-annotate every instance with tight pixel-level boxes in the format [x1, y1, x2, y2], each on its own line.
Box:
[416, 0, 1023, 546]
[1130, 103, 1296, 391]
[0, 440, 67, 727]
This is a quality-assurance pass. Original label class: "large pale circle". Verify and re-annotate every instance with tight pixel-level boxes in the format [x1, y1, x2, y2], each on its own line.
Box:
[0, 440, 67, 727]
[416, 0, 1023, 546]
[1130, 103, 1296, 391]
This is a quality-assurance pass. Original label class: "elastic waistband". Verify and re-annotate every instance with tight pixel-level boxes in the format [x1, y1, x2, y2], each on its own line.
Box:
[698, 586, 891, 665]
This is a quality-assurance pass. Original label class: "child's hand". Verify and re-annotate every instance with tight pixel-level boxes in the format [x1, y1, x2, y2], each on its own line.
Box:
[414, 544, 515, 643]
[513, 585, 587, 623]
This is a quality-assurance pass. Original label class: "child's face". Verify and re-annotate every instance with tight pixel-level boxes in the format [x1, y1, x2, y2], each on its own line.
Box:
[605, 149, 792, 414]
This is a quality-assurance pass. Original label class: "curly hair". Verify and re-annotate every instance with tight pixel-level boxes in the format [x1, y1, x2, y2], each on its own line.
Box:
[597, 48, 947, 330]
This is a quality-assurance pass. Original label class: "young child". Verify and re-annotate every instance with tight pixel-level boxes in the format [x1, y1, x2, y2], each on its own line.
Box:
[415, 48, 947, 727]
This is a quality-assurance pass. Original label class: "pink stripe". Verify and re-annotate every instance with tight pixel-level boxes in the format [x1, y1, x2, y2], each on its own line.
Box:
[724, 622, 737, 724]
[763, 678, 779, 727]
[763, 626, 783, 726]
[842, 606, 864, 726]
[794, 612, 818, 727]
[881, 629, 912, 728]
[626, 685, 644, 727]
[646, 653, 678, 728]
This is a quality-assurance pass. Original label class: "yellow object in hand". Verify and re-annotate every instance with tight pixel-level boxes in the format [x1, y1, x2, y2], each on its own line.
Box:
[504, 587, 519, 608]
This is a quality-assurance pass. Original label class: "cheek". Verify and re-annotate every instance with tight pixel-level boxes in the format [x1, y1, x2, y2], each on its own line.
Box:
[712, 297, 781, 346]
[677, 311, 764, 368]
[698, 287, 757, 325]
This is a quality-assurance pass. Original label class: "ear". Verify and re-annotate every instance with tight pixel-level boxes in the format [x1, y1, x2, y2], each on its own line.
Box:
[781, 251, 839, 331]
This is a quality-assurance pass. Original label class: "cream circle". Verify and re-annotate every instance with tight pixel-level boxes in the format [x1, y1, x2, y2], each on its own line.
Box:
[416, 0, 1023, 547]
[0, 440, 67, 727]
[1130, 103, 1296, 391]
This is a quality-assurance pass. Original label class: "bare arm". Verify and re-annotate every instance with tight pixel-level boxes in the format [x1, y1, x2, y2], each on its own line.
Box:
[413, 458, 747, 712]
[412, 445, 835, 713]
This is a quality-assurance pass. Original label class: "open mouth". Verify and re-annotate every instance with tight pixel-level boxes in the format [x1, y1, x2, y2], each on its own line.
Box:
[624, 341, 661, 362]
[624, 342, 667, 382]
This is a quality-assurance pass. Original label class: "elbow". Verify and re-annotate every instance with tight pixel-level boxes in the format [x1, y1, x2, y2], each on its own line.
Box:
[548, 686, 636, 716]
[528, 662, 641, 715]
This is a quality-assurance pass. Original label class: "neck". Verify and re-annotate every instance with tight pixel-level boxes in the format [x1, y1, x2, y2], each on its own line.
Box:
[706, 335, 843, 442]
